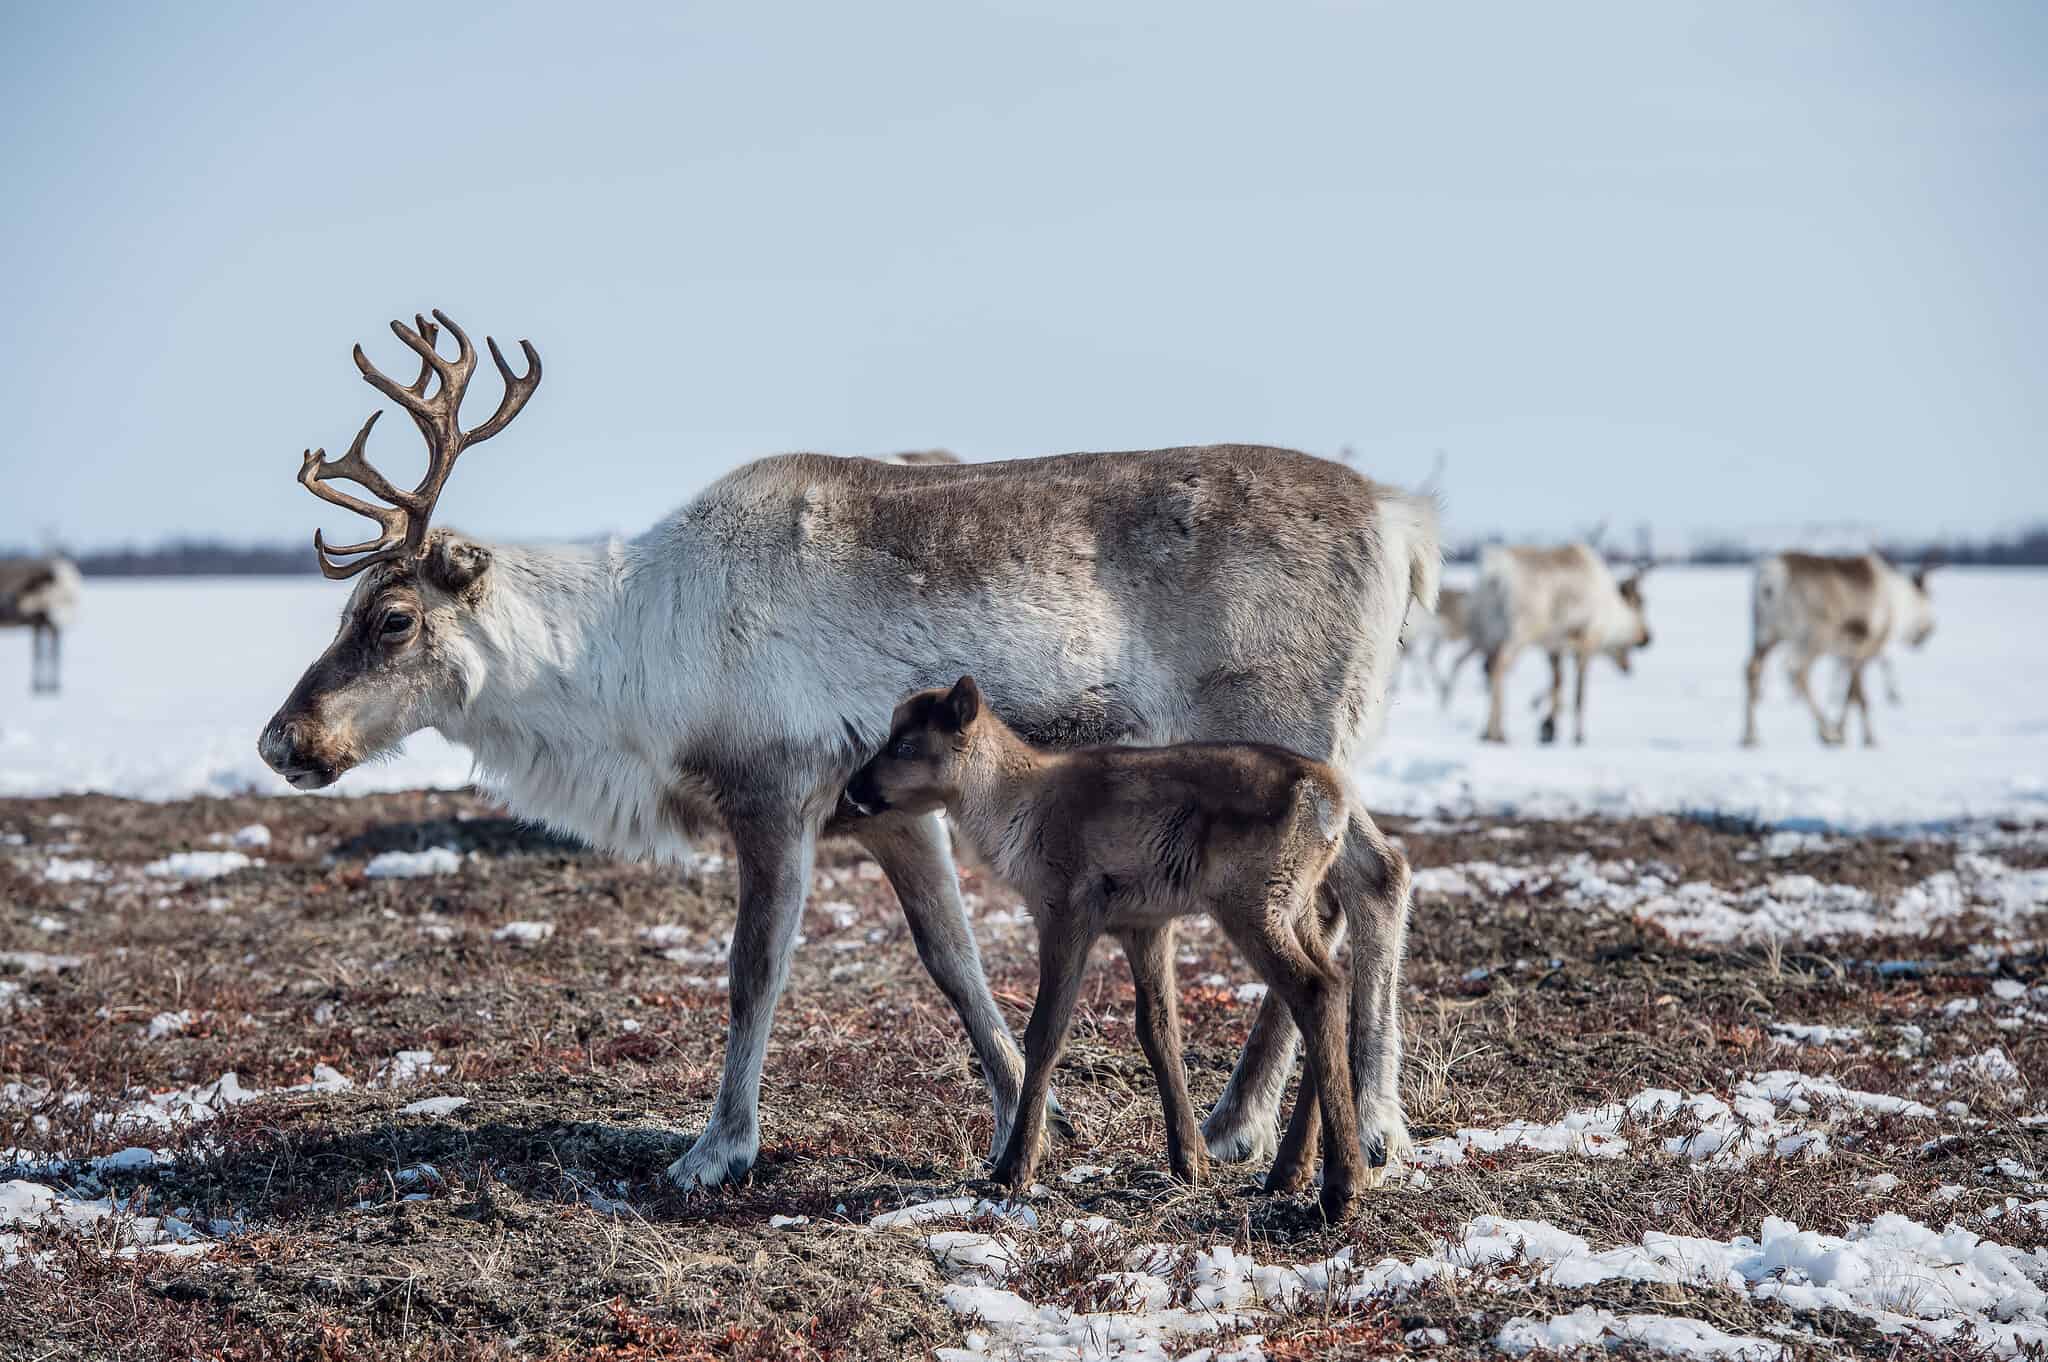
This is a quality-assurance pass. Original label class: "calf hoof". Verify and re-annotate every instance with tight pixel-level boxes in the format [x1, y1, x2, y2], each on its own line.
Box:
[1171, 1151, 1209, 1186]
[1318, 1178, 1358, 1223]
[1479, 731, 1507, 746]
[1047, 1091, 1078, 1142]
[989, 1156, 1029, 1191]
[1262, 1154, 1315, 1195]
[1538, 717, 1557, 744]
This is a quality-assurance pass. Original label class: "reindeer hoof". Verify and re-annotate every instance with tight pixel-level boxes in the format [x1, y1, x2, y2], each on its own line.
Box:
[1538, 718, 1557, 745]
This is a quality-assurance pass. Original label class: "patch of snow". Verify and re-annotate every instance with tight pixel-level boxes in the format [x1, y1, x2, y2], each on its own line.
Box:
[364, 847, 462, 878]
[1412, 1069, 1929, 1172]
[372, 1051, 449, 1087]
[1411, 851, 2048, 944]
[144, 850, 254, 880]
[143, 1010, 195, 1040]
[1496, 1307, 1783, 1360]
[492, 920, 555, 945]
[398, 1096, 469, 1118]
[39, 857, 101, 883]
[871, 1198, 1040, 1231]
[0, 950, 82, 974]
[1768, 1022, 1863, 1048]
[1, 1178, 215, 1268]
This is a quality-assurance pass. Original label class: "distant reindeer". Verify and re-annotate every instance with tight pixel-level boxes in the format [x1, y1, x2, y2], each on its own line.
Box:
[1742, 552, 1935, 748]
[846, 676, 1368, 1220]
[0, 557, 82, 695]
[259, 310, 1438, 1190]
[1397, 585, 1471, 705]
[1465, 544, 1652, 745]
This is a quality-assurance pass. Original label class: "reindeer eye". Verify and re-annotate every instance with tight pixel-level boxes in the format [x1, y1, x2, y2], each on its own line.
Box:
[891, 737, 919, 759]
[380, 610, 416, 638]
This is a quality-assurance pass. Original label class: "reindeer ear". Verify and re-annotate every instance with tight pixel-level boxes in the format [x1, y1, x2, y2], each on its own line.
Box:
[943, 675, 983, 731]
[421, 534, 493, 595]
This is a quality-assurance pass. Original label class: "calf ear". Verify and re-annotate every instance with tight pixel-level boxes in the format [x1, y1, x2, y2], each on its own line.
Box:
[944, 675, 983, 730]
[422, 535, 494, 595]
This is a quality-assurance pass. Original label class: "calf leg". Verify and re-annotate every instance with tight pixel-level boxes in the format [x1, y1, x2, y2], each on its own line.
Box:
[1537, 649, 1565, 744]
[1118, 925, 1203, 1184]
[1219, 915, 1362, 1221]
[855, 811, 1041, 1163]
[1203, 892, 1344, 1162]
[667, 813, 815, 1187]
[1878, 654, 1902, 706]
[992, 913, 1094, 1190]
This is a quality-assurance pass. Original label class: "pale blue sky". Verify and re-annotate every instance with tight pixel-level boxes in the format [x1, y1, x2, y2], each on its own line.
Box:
[3, 1, 2043, 550]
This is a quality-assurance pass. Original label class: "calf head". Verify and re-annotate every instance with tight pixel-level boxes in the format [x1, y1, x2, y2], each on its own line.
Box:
[845, 676, 986, 817]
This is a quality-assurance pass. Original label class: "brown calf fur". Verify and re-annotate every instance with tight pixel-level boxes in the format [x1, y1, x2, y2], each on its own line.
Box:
[844, 676, 1367, 1221]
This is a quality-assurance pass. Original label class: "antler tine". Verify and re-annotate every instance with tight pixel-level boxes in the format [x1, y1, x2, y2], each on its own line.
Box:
[465, 337, 544, 445]
[404, 315, 441, 398]
[298, 411, 414, 579]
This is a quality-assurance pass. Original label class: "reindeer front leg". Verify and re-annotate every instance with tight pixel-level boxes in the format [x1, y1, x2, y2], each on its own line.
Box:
[855, 811, 1061, 1162]
[667, 811, 816, 1188]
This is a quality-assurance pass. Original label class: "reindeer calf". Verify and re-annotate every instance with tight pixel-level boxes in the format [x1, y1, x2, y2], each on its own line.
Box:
[845, 676, 1369, 1221]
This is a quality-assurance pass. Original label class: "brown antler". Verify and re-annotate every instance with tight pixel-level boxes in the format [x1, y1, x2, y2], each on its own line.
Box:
[298, 311, 542, 579]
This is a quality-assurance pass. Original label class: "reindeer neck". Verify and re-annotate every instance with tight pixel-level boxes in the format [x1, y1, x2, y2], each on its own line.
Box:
[434, 540, 707, 856]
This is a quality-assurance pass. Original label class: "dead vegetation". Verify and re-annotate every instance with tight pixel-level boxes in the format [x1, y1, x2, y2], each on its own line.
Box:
[1, 791, 2043, 1359]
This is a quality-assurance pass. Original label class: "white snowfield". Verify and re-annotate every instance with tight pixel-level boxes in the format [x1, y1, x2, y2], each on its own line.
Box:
[0, 569, 2043, 830]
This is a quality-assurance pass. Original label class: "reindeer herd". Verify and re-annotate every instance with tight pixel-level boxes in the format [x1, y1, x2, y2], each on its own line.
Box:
[1400, 538, 1939, 749]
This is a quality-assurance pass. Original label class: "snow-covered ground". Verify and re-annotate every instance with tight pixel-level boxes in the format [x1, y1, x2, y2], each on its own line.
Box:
[1, 570, 2044, 829]
[0, 578, 474, 798]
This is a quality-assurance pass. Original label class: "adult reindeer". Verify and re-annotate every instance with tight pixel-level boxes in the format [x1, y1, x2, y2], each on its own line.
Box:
[260, 311, 1439, 1189]
[1, 557, 82, 695]
[1465, 543, 1652, 745]
[1741, 551, 1935, 748]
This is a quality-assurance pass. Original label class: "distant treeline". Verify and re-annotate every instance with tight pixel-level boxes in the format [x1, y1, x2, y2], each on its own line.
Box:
[1446, 524, 2048, 568]
[6, 525, 2047, 575]
[12, 540, 314, 577]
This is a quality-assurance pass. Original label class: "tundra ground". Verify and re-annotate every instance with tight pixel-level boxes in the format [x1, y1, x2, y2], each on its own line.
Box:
[1, 792, 2043, 1360]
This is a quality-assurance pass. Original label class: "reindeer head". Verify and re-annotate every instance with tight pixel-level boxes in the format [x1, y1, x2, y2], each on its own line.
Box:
[1609, 568, 1653, 672]
[844, 677, 988, 817]
[259, 312, 540, 789]
[1900, 552, 1939, 648]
